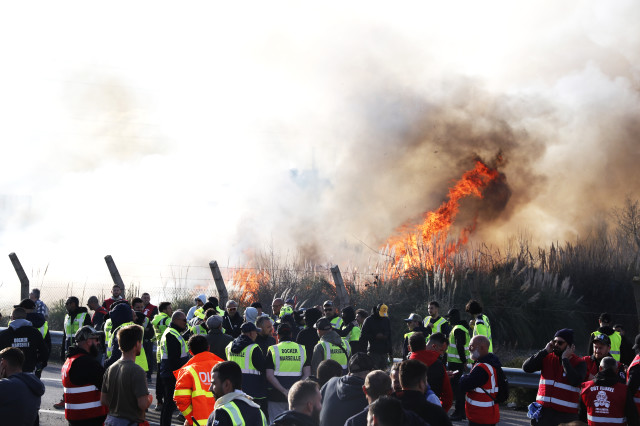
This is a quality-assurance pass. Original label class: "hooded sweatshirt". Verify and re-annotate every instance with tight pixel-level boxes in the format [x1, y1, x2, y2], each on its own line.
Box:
[409, 349, 453, 412]
[0, 319, 49, 373]
[244, 307, 259, 323]
[271, 410, 319, 426]
[359, 308, 391, 355]
[0, 372, 45, 426]
[297, 308, 322, 358]
[311, 329, 348, 376]
[319, 375, 367, 426]
[228, 335, 266, 398]
[207, 390, 266, 426]
[187, 294, 207, 321]
[26, 311, 52, 353]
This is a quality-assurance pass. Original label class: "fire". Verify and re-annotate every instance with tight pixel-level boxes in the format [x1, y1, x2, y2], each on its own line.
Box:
[231, 266, 269, 305]
[384, 159, 501, 272]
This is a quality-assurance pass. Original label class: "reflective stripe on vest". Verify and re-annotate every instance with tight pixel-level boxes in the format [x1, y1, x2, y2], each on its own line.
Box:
[38, 321, 49, 338]
[329, 316, 343, 329]
[180, 365, 213, 424]
[226, 343, 260, 375]
[109, 322, 149, 371]
[160, 327, 189, 360]
[349, 325, 361, 342]
[272, 342, 305, 377]
[61, 353, 107, 420]
[64, 313, 87, 340]
[593, 331, 622, 361]
[586, 414, 626, 424]
[221, 401, 245, 425]
[466, 363, 497, 407]
[424, 316, 447, 333]
[473, 315, 493, 353]
[630, 355, 640, 414]
[447, 325, 470, 363]
[464, 362, 500, 424]
[321, 340, 350, 370]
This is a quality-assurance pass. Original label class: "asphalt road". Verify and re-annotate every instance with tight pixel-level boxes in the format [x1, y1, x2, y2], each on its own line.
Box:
[38, 363, 531, 425]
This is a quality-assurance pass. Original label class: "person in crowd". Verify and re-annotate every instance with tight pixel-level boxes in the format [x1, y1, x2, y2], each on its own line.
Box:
[87, 296, 108, 331]
[59, 296, 95, 410]
[30, 288, 49, 320]
[151, 301, 172, 411]
[223, 300, 244, 338]
[625, 334, 640, 419]
[251, 302, 265, 317]
[131, 297, 155, 382]
[159, 311, 190, 426]
[318, 352, 373, 426]
[270, 379, 322, 426]
[173, 335, 224, 426]
[390, 362, 402, 393]
[297, 308, 322, 359]
[102, 285, 126, 311]
[445, 308, 471, 421]
[104, 302, 149, 374]
[62, 326, 108, 426]
[245, 306, 259, 324]
[316, 359, 343, 388]
[266, 323, 311, 420]
[103, 299, 130, 361]
[396, 359, 452, 426]
[140, 292, 158, 320]
[465, 299, 493, 353]
[459, 335, 501, 426]
[359, 304, 392, 371]
[345, 370, 428, 426]
[206, 314, 234, 361]
[580, 356, 637, 426]
[582, 333, 625, 381]
[424, 301, 451, 338]
[613, 323, 635, 365]
[207, 361, 268, 426]
[321, 300, 343, 330]
[271, 298, 285, 324]
[589, 313, 623, 362]
[187, 294, 206, 321]
[311, 317, 351, 376]
[0, 347, 45, 426]
[209, 297, 226, 316]
[225, 322, 268, 418]
[523, 328, 586, 426]
[402, 313, 428, 360]
[191, 301, 215, 327]
[367, 396, 406, 426]
[356, 309, 368, 328]
[256, 316, 276, 355]
[408, 332, 453, 412]
[280, 313, 301, 342]
[11, 298, 51, 376]
[101, 324, 152, 426]
[338, 306, 363, 354]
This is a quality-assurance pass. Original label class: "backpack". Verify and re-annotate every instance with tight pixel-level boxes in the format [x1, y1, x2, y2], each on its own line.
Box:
[482, 364, 510, 404]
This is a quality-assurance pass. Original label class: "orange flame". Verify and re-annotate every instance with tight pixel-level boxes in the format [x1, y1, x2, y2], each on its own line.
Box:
[231, 267, 269, 306]
[384, 159, 500, 272]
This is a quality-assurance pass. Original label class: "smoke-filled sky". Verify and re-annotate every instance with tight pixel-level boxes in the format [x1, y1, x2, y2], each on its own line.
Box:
[1, 1, 639, 297]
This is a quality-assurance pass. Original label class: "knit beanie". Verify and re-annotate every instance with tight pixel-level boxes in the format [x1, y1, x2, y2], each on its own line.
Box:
[554, 328, 574, 346]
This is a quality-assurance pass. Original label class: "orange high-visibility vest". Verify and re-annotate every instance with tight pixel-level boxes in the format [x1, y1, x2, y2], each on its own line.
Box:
[173, 351, 224, 426]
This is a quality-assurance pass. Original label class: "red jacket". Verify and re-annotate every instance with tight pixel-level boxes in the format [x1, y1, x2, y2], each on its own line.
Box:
[581, 380, 627, 426]
[409, 349, 453, 412]
[142, 303, 157, 320]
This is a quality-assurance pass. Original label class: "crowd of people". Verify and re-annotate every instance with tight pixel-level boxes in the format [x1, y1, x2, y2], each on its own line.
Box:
[1, 285, 640, 426]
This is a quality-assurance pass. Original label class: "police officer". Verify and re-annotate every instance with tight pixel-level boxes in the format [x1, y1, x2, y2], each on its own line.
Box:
[266, 323, 311, 420]
[159, 311, 190, 426]
[311, 317, 351, 376]
[225, 322, 268, 418]
[0, 307, 48, 374]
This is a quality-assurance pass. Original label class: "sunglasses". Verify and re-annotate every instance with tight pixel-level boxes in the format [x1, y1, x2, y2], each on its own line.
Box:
[228, 307, 237, 311]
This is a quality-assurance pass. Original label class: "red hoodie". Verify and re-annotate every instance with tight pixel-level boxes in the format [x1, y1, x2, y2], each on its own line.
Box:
[409, 349, 453, 412]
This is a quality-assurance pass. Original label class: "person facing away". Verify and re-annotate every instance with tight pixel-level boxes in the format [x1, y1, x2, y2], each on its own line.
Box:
[0, 347, 45, 426]
[270, 379, 322, 426]
[311, 317, 352, 377]
[296, 308, 322, 361]
[367, 395, 407, 426]
[30, 288, 49, 320]
[580, 356, 637, 426]
[100, 324, 152, 426]
[358, 304, 392, 371]
[0, 307, 48, 374]
[206, 314, 234, 361]
[87, 296, 108, 331]
[173, 334, 224, 426]
[13, 297, 51, 370]
[207, 360, 268, 426]
[408, 332, 453, 412]
[626, 333, 640, 420]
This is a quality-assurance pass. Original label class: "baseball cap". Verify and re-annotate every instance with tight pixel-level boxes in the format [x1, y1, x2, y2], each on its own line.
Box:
[14, 298, 36, 310]
[277, 322, 292, 335]
[593, 334, 611, 346]
[323, 300, 333, 308]
[241, 322, 260, 333]
[206, 315, 223, 330]
[404, 313, 422, 322]
[75, 326, 100, 342]
[348, 352, 375, 373]
[315, 318, 332, 331]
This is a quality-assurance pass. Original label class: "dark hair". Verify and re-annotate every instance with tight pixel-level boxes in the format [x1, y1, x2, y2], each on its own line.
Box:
[112, 285, 121, 289]
[614, 324, 625, 331]
[369, 395, 405, 426]
[208, 297, 219, 306]
[304, 308, 322, 326]
[12, 308, 27, 320]
[317, 359, 343, 387]
[131, 297, 143, 306]
[212, 361, 242, 391]
[465, 299, 483, 315]
[188, 334, 209, 355]
[364, 370, 392, 400]
[87, 295, 99, 305]
[399, 359, 427, 390]
[409, 332, 427, 351]
[67, 296, 80, 306]
[427, 332, 447, 346]
[356, 309, 368, 319]
[117, 324, 143, 352]
[204, 308, 216, 320]
[141, 292, 150, 297]
[250, 302, 263, 309]
[288, 380, 319, 410]
[0, 347, 25, 369]
[599, 313, 612, 323]
[159, 302, 171, 313]
[202, 302, 214, 312]
[429, 301, 440, 308]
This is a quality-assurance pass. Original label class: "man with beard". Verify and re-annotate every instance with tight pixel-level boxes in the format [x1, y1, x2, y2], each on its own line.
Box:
[222, 300, 244, 338]
[255, 315, 276, 355]
[459, 335, 501, 426]
[271, 380, 322, 426]
[523, 328, 586, 426]
[159, 311, 190, 426]
[102, 285, 126, 311]
[62, 326, 108, 426]
[581, 334, 625, 382]
[101, 324, 152, 426]
[589, 313, 623, 362]
[207, 361, 268, 426]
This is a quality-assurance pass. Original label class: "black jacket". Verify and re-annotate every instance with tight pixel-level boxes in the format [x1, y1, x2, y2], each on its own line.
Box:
[395, 389, 452, 426]
[0, 319, 49, 373]
[319, 375, 367, 426]
[448, 321, 470, 367]
[229, 335, 267, 398]
[223, 312, 243, 338]
[344, 406, 429, 426]
[296, 327, 320, 362]
[359, 312, 391, 355]
[271, 410, 318, 426]
[523, 349, 587, 387]
[61, 307, 92, 359]
[66, 346, 105, 390]
[206, 328, 234, 360]
[159, 323, 190, 377]
[0, 372, 45, 426]
[26, 312, 51, 356]
[460, 353, 502, 393]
